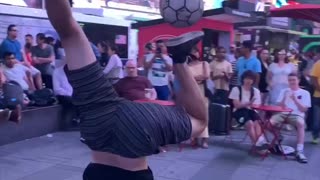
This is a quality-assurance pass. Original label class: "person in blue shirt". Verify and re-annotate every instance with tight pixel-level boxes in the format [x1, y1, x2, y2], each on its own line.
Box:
[0, 25, 23, 62]
[236, 41, 262, 87]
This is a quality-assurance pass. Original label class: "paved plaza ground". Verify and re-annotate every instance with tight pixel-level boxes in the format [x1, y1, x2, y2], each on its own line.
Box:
[0, 131, 319, 180]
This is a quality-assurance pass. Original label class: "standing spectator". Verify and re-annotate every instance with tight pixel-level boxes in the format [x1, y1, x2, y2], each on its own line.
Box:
[103, 43, 124, 84]
[311, 60, 320, 144]
[144, 40, 173, 100]
[236, 41, 262, 87]
[267, 49, 296, 105]
[210, 46, 233, 104]
[46, 36, 55, 46]
[97, 41, 109, 67]
[54, 40, 65, 61]
[114, 60, 157, 101]
[23, 34, 43, 90]
[52, 49, 71, 99]
[31, 33, 55, 89]
[227, 44, 236, 63]
[24, 34, 34, 65]
[257, 48, 270, 105]
[188, 46, 210, 148]
[0, 25, 23, 61]
[230, 48, 241, 89]
[270, 73, 311, 163]
[52, 51, 76, 127]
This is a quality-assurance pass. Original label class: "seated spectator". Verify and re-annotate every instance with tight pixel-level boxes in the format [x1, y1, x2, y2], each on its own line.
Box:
[3, 52, 35, 92]
[0, 69, 22, 123]
[114, 60, 157, 101]
[229, 70, 268, 152]
[270, 73, 311, 163]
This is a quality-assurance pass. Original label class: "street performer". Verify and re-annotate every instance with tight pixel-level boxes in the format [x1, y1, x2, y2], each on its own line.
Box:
[45, 0, 207, 179]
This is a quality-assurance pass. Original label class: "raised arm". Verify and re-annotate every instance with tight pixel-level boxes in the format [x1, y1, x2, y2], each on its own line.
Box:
[45, 0, 95, 70]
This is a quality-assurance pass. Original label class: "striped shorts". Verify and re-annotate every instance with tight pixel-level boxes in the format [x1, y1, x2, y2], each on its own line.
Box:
[64, 61, 192, 158]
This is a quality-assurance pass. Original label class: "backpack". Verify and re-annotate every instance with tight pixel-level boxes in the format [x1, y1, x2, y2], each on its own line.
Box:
[1, 81, 24, 109]
[31, 88, 57, 107]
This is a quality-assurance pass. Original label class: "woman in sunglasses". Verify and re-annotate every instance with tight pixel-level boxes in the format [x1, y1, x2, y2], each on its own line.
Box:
[267, 49, 297, 105]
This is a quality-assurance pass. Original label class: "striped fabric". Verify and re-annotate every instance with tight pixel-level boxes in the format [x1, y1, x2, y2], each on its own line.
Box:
[64, 61, 192, 158]
[230, 60, 238, 86]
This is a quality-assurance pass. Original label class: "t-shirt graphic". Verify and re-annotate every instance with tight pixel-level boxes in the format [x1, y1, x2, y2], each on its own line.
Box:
[146, 53, 173, 86]
[151, 58, 167, 78]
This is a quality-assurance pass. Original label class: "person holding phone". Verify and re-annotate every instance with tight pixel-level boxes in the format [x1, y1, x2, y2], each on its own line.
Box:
[229, 70, 268, 153]
[144, 40, 173, 100]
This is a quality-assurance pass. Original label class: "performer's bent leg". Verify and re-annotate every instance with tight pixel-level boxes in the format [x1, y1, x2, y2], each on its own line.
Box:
[166, 32, 208, 137]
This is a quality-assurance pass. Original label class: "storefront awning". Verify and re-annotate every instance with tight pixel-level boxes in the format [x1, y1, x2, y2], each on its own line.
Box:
[270, 4, 320, 23]
[238, 26, 308, 36]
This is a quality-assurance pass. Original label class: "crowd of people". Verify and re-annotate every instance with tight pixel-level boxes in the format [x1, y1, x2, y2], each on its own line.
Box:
[135, 40, 319, 164]
[0, 22, 319, 165]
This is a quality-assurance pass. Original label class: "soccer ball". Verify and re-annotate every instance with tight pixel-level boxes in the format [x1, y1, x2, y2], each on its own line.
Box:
[160, 0, 204, 28]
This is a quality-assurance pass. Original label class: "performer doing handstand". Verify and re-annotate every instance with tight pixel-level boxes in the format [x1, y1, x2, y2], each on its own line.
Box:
[45, 0, 208, 179]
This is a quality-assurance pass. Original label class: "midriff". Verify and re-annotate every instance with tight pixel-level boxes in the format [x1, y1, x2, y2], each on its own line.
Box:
[91, 151, 148, 171]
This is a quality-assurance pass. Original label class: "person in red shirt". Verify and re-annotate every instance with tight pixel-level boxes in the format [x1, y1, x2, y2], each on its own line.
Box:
[114, 60, 157, 101]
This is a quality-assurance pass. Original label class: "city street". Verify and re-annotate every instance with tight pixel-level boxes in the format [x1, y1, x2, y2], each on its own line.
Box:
[0, 131, 319, 180]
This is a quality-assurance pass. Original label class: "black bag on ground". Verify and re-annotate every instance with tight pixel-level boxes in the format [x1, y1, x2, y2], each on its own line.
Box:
[1, 81, 24, 109]
[31, 89, 57, 106]
[209, 103, 231, 135]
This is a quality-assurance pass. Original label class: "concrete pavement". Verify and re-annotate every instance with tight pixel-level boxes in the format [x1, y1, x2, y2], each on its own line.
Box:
[0, 131, 319, 180]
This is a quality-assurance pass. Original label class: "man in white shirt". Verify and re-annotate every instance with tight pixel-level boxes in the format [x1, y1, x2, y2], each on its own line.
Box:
[53, 53, 73, 98]
[53, 54, 77, 127]
[3, 52, 35, 92]
[144, 40, 173, 100]
[270, 73, 311, 164]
